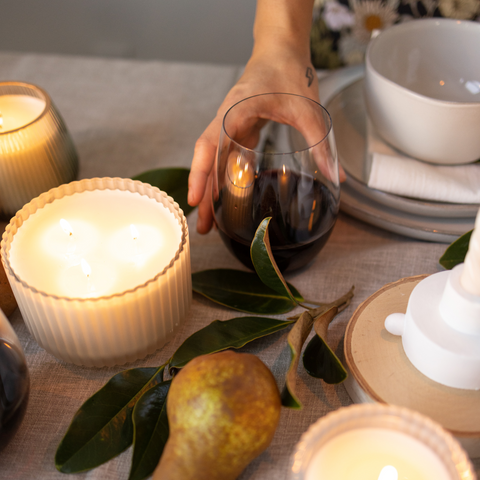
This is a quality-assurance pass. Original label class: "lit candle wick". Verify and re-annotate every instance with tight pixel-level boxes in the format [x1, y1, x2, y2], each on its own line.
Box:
[60, 218, 74, 237]
[378, 465, 398, 480]
[235, 170, 243, 185]
[130, 224, 140, 240]
[81, 258, 92, 278]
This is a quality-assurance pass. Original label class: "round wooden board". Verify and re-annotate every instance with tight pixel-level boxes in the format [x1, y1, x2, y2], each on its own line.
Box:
[344, 275, 480, 457]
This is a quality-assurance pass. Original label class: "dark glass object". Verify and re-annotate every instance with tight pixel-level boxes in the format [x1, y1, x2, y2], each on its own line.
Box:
[213, 93, 340, 272]
[0, 317, 29, 451]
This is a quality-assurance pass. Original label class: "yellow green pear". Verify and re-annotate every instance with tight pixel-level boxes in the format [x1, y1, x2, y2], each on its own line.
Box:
[153, 350, 282, 480]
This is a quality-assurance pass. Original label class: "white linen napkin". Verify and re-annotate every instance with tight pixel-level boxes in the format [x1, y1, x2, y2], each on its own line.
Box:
[366, 118, 480, 204]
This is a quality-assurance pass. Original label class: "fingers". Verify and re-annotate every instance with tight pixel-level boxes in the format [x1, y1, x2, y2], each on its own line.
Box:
[188, 118, 221, 207]
[196, 175, 214, 234]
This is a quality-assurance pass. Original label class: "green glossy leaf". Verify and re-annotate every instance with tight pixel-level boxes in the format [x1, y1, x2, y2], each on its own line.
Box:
[129, 381, 171, 480]
[250, 218, 298, 305]
[132, 167, 194, 215]
[55, 365, 165, 473]
[170, 316, 295, 370]
[303, 335, 347, 384]
[439, 230, 472, 269]
[303, 307, 347, 384]
[281, 311, 314, 410]
[192, 269, 304, 314]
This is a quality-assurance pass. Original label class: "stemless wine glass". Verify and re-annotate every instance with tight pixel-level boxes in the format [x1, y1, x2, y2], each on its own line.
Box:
[212, 93, 340, 273]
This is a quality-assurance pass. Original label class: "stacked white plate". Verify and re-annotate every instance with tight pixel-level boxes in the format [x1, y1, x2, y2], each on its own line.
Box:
[319, 65, 478, 243]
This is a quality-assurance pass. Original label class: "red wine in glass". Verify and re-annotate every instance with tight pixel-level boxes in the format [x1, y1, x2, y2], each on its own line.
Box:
[215, 169, 339, 272]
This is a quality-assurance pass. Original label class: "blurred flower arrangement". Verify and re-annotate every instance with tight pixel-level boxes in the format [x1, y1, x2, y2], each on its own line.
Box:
[310, 0, 480, 69]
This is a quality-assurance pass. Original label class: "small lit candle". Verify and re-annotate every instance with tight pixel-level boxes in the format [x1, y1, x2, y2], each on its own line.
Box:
[460, 208, 480, 296]
[1, 178, 192, 367]
[0, 82, 78, 218]
[290, 404, 475, 480]
[221, 152, 255, 238]
[0, 95, 46, 132]
[305, 428, 450, 480]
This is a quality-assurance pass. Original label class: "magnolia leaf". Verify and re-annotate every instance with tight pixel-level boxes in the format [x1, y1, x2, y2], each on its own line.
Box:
[250, 218, 298, 305]
[439, 230, 472, 269]
[170, 316, 294, 370]
[55, 366, 165, 473]
[281, 311, 315, 410]
[132, 168, 194, 216]
[192, 269, 304, 314]
[303, 307, 348, 384]
[129, 381, 171, 480]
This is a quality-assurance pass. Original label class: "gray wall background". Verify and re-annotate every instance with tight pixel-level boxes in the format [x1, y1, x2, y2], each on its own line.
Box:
[0, 0, 257, 64]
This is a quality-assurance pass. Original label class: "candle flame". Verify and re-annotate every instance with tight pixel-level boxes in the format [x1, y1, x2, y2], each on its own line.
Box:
[60, 219, 74, 236]
[81, 258, 92, 278]
[283, 164, 286, 175]
[0, 114, 3, 129]
[378, 465, 398, 480]
[130, 224, 139, 240]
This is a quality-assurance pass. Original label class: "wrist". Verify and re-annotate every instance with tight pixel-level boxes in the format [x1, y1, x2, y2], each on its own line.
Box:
[252, 28, 312, 66]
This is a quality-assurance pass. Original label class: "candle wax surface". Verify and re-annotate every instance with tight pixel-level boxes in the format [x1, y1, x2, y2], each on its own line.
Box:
[9, 190, 182, 298]
[305, 428, 451, 480]
[0, 95, 46, 133]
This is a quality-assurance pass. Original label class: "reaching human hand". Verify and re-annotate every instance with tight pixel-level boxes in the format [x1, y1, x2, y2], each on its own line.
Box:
[188, 45, 322, 234]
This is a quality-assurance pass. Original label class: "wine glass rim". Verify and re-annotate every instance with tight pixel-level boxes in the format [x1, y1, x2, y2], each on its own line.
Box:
[222, 92, 333, 155]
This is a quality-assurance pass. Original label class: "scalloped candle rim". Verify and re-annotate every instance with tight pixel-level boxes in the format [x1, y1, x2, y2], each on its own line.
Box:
[8, 189, 182, 299]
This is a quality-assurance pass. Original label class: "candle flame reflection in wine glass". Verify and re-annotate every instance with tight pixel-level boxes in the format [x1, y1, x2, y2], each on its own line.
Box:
[130, 224, 139, 241]
[60, 219, 73, 237]
[81, 258, 91, 278]
[378, 465, 398, 480]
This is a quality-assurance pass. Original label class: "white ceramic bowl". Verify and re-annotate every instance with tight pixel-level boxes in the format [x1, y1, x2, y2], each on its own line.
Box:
[365, 19, 480, 165]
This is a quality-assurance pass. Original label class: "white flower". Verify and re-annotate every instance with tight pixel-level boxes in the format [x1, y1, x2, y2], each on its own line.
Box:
[438, 0, 479, 19]
[401, 0, 438, 16]
[350, 0, 400, 43]
[339, 33, 368, 64]
[322, 1, 356, 31]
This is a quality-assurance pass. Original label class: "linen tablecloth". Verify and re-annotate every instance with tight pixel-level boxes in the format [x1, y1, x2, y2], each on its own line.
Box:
[0, 51, 477, 479]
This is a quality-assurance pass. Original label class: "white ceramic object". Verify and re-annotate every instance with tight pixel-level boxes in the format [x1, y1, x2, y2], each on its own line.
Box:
[1, 178, 192, 367]
[385, 265, 480, 390]
[365, 19, 480, 165]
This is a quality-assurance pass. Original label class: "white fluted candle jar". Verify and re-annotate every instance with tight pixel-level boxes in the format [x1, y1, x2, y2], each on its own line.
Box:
[0, 178, 191, 367]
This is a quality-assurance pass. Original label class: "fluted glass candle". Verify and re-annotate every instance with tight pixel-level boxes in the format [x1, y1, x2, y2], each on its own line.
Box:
[290, 404, 475, 480]
[0, 81, 78, 218]
[1, 178, 191, 367]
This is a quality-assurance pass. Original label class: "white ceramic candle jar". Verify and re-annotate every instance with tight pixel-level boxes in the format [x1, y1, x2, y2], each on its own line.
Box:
[0, 178, 191, 367]
[289, 404, 475, 480]
[0, 82, 78, 218]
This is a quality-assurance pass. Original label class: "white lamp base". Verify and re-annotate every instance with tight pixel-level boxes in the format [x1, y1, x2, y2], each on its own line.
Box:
[385, 266, 480, 390]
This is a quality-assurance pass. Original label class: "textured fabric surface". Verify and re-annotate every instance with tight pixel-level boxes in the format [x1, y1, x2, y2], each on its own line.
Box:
[0, 52, 477, 479]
